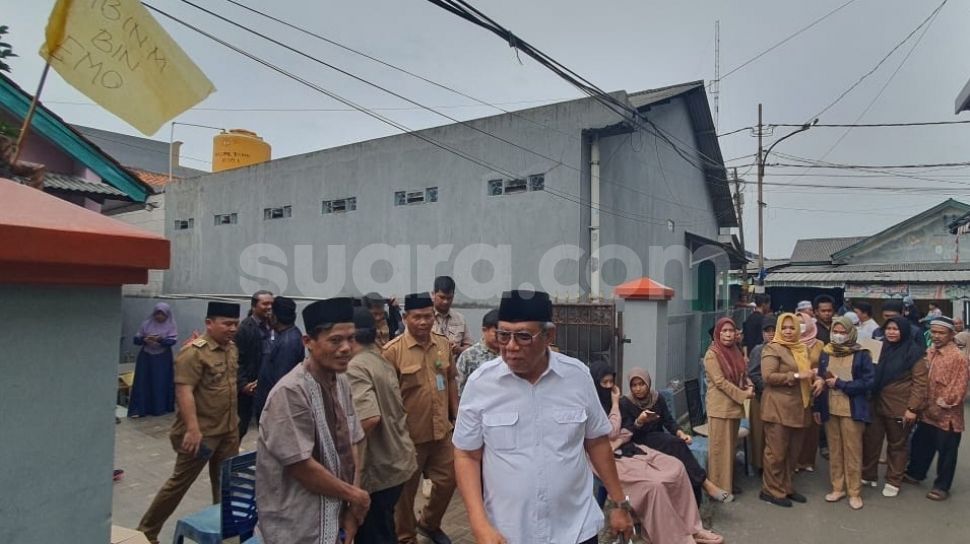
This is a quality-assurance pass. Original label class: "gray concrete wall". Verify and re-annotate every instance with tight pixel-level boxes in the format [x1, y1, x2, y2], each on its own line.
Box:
[598, 96, 721, 381]
[0, 285, 121, 543]
[163, 93, 725, 308]
[164, 96, 633, 304]
[114, 193, 167, 297]
[597, 95, 720, 316]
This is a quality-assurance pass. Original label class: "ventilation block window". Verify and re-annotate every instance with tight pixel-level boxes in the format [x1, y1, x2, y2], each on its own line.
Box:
[395, 187, 438, 206]
[322, 197, 357, 214]
[214, 213, 237, 225]
[529, 174, 545, 191]
[504, 178, 527, 194]
[263, 206, 292, 220]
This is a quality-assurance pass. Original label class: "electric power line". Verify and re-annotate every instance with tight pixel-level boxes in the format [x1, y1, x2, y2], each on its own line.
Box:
[772, 119, 970, 128]
[709, 0, 861, 85]
[810, 0, 948, 120]
[142, 3, 692, 227]
[175, 0, 728, 219]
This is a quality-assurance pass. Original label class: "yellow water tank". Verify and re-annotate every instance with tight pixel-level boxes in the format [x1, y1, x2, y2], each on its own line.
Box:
[212, 129, 271, 172]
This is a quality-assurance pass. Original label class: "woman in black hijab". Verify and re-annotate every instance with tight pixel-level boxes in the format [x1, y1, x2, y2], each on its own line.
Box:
[590, 359, 617, 416]
[861, 316, 929, 497]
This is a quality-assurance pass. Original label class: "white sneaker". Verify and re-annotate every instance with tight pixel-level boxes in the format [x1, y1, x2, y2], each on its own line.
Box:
[883, 484, 900, 497]
[861, 479, 878, 488]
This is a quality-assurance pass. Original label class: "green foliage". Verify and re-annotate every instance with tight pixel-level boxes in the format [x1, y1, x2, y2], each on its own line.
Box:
[0, 25, 17, 74]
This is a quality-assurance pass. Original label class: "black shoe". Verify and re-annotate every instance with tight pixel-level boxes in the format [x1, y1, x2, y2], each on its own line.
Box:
[760, 491, 792, 507]
[787, 492, 807, 503]
[417, 525, 453, 544]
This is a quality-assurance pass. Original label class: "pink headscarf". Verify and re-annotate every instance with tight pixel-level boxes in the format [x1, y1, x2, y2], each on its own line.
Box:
[799, 312, 818, 349]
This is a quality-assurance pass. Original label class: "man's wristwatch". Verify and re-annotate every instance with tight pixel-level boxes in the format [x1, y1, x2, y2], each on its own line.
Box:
[604, 496, 634, 513]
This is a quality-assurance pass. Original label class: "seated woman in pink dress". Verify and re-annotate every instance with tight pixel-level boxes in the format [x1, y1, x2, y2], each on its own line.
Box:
[591, 361, 725, 544]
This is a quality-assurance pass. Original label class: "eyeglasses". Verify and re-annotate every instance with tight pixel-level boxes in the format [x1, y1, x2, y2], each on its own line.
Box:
[495, 329, 544, 346]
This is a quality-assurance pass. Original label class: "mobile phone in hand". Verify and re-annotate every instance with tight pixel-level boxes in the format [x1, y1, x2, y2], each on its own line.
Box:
[196, 443, 214, 461]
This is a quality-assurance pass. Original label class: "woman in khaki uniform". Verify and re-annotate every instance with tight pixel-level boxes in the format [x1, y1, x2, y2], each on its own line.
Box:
[759, 313, 825, 507]
[812, 317, 875, 510]
[704, 317, 755, 494]
[795, 313, 824, 472]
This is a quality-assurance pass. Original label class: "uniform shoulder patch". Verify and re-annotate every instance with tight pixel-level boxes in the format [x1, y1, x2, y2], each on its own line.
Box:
[191, 337, 208, 348]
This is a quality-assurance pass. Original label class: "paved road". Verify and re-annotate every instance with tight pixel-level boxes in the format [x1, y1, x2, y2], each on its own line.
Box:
[112, 407, 969, 544]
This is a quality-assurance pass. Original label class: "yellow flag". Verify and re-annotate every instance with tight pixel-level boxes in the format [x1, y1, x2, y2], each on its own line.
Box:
[40, 0, 215, 135]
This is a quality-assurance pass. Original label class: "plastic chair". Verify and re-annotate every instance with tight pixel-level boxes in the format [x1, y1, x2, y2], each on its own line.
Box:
[172, 451, 257, 544]
[221, 451, 258, 541]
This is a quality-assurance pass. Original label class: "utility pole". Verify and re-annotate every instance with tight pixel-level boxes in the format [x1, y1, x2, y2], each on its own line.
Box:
[733, 167, 747, 285]
[757, 103, 764, 289]
[712, 21, 720, 131]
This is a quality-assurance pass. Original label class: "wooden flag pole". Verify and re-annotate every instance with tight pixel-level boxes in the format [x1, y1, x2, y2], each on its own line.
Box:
[11, 62, 52, 165]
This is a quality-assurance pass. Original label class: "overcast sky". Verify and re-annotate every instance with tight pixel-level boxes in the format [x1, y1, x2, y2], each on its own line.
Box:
[6, 0, 970, 258]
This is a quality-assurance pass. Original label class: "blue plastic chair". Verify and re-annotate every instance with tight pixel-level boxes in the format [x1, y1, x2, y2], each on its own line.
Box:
[172, 451, 257, 544]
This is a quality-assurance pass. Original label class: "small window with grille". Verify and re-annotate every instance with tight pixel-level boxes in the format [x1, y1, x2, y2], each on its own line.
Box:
[323, 197, 357, 214]
[263, 206, 292, 220]
[504, 178, 527, 194]
[174, 218, 194, 230]
[214, 213, 237, 225]
[528, 174, 545, 191]
[395, 188, 438, 206]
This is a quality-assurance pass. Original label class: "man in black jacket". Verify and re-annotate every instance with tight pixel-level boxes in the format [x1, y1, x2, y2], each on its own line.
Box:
[235, 290, 274, 439]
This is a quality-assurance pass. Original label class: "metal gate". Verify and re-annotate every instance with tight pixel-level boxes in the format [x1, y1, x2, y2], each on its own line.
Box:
[551, 301, 623, 372]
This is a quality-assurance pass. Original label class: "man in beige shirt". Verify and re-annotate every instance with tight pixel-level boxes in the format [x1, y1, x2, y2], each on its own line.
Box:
[256, 298, 369, 544]
[138, 302, 241, 544]
[431, 275, 473, 357]
[383, 292, 458, 544]
[347, 307, 418, 542]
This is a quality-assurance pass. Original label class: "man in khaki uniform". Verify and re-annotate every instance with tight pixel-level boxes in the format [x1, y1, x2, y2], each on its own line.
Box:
[347, 307, 418, 542]
[138, 302, 241, 543]
[383, 293, 458, 544]
[431, 276, 472, 357]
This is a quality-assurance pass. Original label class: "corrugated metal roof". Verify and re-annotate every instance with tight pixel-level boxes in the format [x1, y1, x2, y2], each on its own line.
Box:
[628, 81, 704, 109]
[16, 173, 129, 198]
[766, 270, 970, 285]
[789, 237, 868, 264]
[770, 262, 970, 273]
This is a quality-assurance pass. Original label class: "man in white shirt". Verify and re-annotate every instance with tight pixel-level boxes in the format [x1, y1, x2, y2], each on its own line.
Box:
[854, 301, 879, 340]
[453, 290, 633, 544]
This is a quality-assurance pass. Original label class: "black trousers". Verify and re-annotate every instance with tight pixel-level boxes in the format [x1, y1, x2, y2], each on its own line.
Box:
[357, 484, 404, 544]
[237, 394, 254, 440]
[906, 421, 963, 492]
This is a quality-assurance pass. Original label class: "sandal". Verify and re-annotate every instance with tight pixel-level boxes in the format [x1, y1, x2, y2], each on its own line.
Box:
[709, 489, 734, 503]
[927, 489, 949, 501]
[694, 529, 724, 544]
[825, 492, 846, 503]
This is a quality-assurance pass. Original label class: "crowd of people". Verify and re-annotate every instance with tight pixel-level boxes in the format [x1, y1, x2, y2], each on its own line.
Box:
[122, 284, 969, 544]
[738, 294, 969, 510]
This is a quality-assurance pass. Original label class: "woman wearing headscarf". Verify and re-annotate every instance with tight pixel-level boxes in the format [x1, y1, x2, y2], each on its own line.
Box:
[861, 316, 929, 498]
[795, 312, 825, 472]
[703, 318, 754, 495]
[759, 313, 824, 507]
[812, 316, 875, 510]
[593, 362, 726, 544]
[128, 302, 178, 417]
[620, 367, 733, 504]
